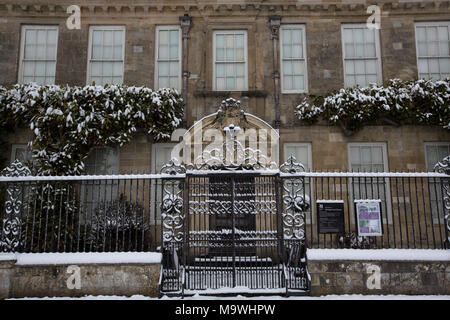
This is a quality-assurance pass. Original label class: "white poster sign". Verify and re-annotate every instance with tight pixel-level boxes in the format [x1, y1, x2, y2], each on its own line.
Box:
[355, 200, 383, 236]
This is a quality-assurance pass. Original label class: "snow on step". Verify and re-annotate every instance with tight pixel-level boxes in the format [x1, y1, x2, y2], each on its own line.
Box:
[9, 252, 162, 265]
[307, 249, 450, 261]
[194, 256, 272, 262]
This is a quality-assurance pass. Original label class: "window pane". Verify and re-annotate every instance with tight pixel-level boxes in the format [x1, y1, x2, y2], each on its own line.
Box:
[170, 30, 178, 45]
[169, 45, 178, 59]
[235, 34, 244, 48]
[283, 60, 292, 75]
[169, 77, 178, 89]
[46, 45, 56, 59]
[345, 61, 355, 75]
[226, 63, 234, 77]
[292, 45, 302, 58]
[293, 75, 304, 90]
[418, 42, 427, 57]
[216, 35, 224, 48]
[159, 45, 169, 59]
[427, 27, 438, 41]
[236, 64, 244, 77]
[283, 44, 292, 59]
[91, 62, 102, 76]
[35, 62, 45, 77]
[159, 76, 169, 88]
[103, 62, 113, 77]
[418, 59, 429, 74]
[36, 45, 45, 59]
[236, 77, 244, 90]
[441, 58, 450, 73]
[235, 48, 244, 61]
[355, 60, 365, 74]
[293, 61, 303, 75]
[216, 77, 225, 90]
[283, 29, 291, 44]
[92, 45, 102, 59]
[226, 77, 235, 90]
[292, 30, 301, 44]
[366, 60, 376, 74]
[103, 31, 113, 45]
[226, 48, 234, 61]
[217, 64, 225, 77]
[169, 61, 178, 76]
[159, 62, 169, 76]
[284, 75, 292, 90]
[159, 30, 168, 45]
[216, 48, 224, 61]
[350, 147, 361, 164]
[345, 44, 354, 58]
[113, 62, 122, 76]
[45, 62, 56, 76]
[113, 45, 122, 59]
[92, 30, 102, 45]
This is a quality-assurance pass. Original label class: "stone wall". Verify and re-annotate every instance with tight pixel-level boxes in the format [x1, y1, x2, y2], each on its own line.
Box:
[2, 257, 448, 298]
[1, 1, 449, 127]
[0, 258, 161, 299]
[309, 259, 450, 296]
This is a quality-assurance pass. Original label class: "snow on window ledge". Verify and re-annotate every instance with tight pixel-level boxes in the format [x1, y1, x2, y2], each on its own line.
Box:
[0, 252, 162, 265]
[307, 249, 450, 261]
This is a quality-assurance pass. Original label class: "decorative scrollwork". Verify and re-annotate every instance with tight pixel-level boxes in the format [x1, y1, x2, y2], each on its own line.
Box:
[161, 180, 184, 245]
[280, 155, 306, 174]
[1, 160, 31, 252]
[434, 155, 450, 175]
[434, 155, 450, 247]
[282, 178, 309, 241]
[1, 159, 31, 177]
[160, 158, 186, 175]
[187, 123, 278, 171]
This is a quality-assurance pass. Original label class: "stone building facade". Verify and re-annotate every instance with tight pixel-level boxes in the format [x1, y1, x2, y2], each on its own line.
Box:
[0, 0, 449, 173]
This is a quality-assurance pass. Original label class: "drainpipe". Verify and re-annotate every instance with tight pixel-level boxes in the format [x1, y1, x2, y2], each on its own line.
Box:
[179, 14, 192, 127]
[269, 16, 281, 129]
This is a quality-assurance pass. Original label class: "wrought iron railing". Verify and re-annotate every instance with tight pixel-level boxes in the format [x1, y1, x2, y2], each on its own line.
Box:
[280, 171, 449, 249]
[0, 161, 171, 253]
[1, 158, 449, 253]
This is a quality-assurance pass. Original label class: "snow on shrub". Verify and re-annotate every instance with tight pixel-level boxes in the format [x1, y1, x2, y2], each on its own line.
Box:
[0, 83, 184, 175]
[295, 79, 450, 133]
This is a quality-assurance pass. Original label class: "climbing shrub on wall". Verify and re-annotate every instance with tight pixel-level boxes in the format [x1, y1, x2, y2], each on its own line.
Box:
[295, 78, 450, 134]
[0, 83, 184, 175]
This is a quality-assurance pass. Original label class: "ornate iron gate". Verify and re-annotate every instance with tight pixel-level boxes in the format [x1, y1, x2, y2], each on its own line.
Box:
[159, 155, 310, 296]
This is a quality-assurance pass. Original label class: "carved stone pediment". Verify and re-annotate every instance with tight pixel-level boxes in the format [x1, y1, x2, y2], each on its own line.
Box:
[209, 98, 249, 131]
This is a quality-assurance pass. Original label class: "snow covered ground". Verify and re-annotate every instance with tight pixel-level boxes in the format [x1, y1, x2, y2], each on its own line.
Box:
[7, 294, 450, 300]
[307, 249, 450, 261]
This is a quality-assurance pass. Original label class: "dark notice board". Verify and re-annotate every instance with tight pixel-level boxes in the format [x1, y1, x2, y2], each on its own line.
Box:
[316, 201, 345, 234]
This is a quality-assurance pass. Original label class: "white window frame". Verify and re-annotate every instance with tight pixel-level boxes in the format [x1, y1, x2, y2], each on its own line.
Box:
[151, 143, 178, 173]
[10, 144, 33, 164]
[347, 142, 389, 172]
[84, 146, 120, 175]
[415, 21, 450, 80]
[341, 23, 383, 88]
[283, 142, 312, 170]
[18, 25, 59, 85]
[280, 24, 308, 94]
[424, 141, 450, 171]
[212, 30, 248, 91]
[154, 25, 182, 90]
[86, 25, 126, 85]
[347, 142, 392, 225]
